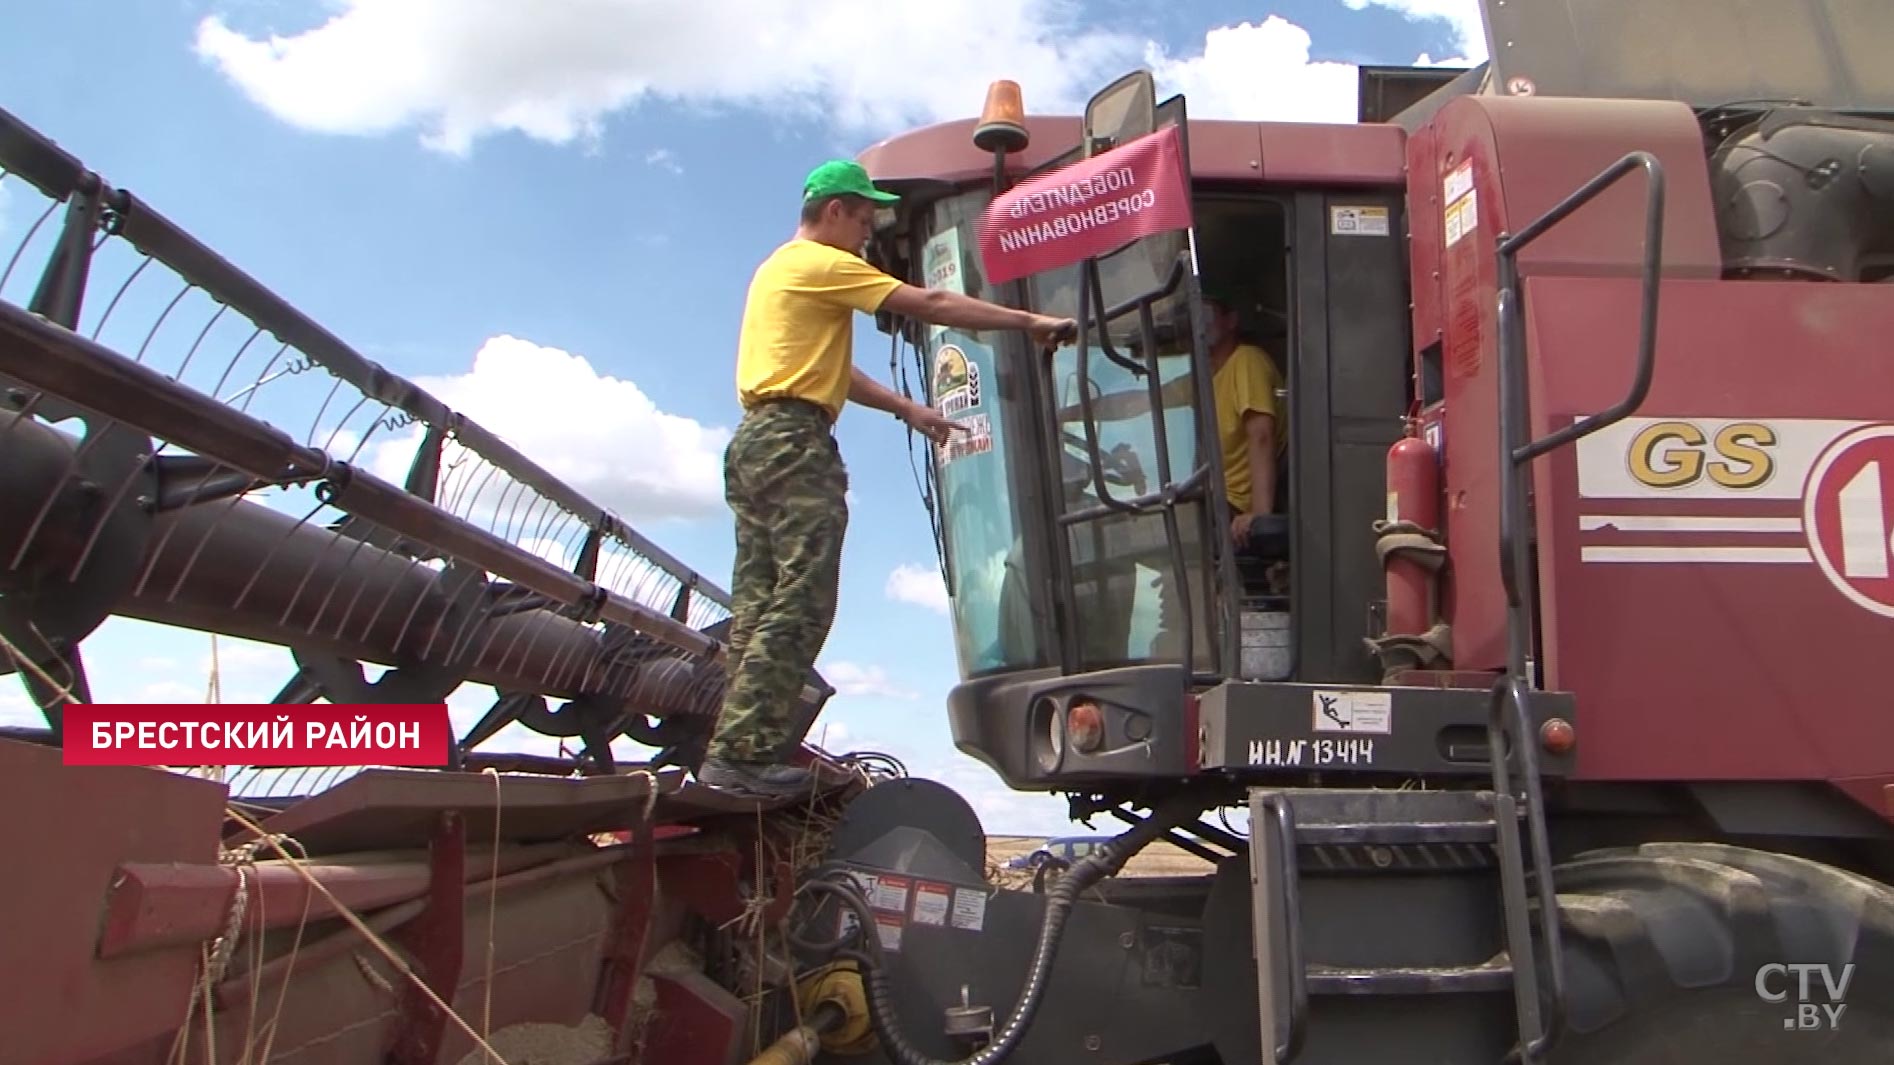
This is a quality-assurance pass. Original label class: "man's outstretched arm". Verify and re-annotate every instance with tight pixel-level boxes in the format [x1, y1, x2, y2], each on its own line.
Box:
[879, 285, 1074, 348]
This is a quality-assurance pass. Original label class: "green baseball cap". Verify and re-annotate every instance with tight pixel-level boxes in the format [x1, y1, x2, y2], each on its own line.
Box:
[803, 159, 900, 204]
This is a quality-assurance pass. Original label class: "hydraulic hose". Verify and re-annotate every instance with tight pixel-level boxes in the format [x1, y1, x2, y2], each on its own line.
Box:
[745, 1000, 848, 1065]
[799, 799, 1198, 1065]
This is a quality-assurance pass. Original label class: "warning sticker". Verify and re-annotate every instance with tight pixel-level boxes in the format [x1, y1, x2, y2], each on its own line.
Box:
[1330, 205, 1390, 237]
[871, 875, 912, 914]
[875, 913, 904, 952]
[1443, 158, 1478, 249]
[1444, 189, 1478, 247]
[951, 887, 988, 932]
[912, 882, 952, 926]
[1311, 689, 1393, 735]
[1443, 160, 1474, 206]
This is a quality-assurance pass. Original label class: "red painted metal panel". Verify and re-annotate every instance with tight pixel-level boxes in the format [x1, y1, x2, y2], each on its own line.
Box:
[859, 115, 1080, 187]
[1404, 121, 1444, 370]
[0, 741, 225, 1065]
[0, 729, 797, 1064]
[99, 843, 573, 958]
[643, 971, 747, 1065]
[1257, 120, 1405, 187]
[1474, 95, 1722, 280]
[1522, 274, 1894, 806]
[1417, 92, 1726, 671]
[1183, 119, 1263, 182]
[859, 115, 1399, 190]
[240, 765, 676, 856]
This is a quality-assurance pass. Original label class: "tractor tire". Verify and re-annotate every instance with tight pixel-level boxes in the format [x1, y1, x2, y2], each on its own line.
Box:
[1538, 841, 1894, 1063]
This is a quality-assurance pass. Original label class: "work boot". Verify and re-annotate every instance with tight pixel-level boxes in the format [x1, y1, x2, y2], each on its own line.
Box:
[696, 756, 815, 799]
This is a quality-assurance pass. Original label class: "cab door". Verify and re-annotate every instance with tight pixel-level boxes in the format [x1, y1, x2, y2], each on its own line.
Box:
[1025, 72, 1240, 682]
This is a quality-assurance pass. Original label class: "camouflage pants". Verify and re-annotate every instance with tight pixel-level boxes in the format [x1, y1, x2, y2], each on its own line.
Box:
[705, 399, 848, 762]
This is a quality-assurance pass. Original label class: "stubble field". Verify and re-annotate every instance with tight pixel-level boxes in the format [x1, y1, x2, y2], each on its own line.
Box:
[984, 834, 1217, 887]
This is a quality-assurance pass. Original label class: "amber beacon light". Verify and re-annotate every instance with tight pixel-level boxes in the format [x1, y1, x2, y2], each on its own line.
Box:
[973, 79, 1029, 154]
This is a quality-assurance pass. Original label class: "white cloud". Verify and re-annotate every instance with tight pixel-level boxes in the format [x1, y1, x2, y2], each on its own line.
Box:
[1343, 0, 1488, 63]
[645, 148, 682, 174]
[1145, 18, 1362, 124]
[192, 0, 1144, 154]
[191, 2, 1488, 155]
[820, 660, 918, 701]
[367, 335, 728, 524]
[885, 562, 949, 614]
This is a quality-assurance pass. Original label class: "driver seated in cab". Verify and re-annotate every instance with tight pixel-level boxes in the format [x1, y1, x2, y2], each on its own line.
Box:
[1200, 287, 1287, 559]
[1056, 284, 1288, 558]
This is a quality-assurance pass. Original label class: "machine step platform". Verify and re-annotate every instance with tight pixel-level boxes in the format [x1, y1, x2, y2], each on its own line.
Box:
[1307, 957, 1515, 996]
[1248, 786, 1549, 1064]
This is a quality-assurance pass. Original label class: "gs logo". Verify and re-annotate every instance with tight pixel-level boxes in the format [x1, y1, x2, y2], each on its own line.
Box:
[1627, 420, 1776, 490]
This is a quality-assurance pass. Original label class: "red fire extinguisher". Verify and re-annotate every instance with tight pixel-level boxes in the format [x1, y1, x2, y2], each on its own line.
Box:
[1383, 423, 1441, 639]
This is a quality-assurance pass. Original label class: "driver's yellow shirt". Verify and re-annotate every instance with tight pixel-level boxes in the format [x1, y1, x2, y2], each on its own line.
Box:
[735, 238, 904, 421]
[1211, 343, 1286, 513]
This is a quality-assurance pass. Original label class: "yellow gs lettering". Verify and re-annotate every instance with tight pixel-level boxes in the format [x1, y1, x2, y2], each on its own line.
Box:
[1628, 420, 1776, 490]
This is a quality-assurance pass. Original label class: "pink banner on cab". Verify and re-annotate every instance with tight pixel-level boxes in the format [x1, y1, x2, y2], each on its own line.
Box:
[976, 124, 1193, 286]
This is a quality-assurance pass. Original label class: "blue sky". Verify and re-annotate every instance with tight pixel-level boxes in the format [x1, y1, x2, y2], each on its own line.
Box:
[0, 0, 1483, 833]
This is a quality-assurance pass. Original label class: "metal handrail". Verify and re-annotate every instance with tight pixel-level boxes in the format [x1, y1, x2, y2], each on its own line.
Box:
[1499, 152, 1667, 467]
[1489, 149, 1667, 1063]
[1257, 792, 1309, 1064]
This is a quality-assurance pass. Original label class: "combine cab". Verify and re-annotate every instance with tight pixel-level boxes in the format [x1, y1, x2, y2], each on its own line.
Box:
[5, 1, 1894, 1063]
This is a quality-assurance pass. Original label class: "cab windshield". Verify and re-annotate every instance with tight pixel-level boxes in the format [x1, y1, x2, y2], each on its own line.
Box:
[909, 184, 1219, 680]
[911, 187, 1045, 678]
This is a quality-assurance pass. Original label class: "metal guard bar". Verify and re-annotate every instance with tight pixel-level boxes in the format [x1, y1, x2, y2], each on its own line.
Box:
[0, 301, 726, 666]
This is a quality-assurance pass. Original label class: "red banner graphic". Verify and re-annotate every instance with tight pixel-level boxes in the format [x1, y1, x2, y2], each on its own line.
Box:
[59, 703, 453, 766]
[976, 124, 1193, 286]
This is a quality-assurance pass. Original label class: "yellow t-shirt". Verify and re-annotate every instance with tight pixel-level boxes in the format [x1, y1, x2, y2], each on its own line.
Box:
[735, 239, 904, 420]
[1211, 342, 1286, 513]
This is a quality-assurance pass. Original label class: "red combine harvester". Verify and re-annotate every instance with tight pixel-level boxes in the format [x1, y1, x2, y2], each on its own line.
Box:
[825, 0, 1894, 1062]
[2, 1, 1892, 1063]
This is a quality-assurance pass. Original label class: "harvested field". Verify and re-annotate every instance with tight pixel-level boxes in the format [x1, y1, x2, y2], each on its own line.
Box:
[985, 835, 1216, 888]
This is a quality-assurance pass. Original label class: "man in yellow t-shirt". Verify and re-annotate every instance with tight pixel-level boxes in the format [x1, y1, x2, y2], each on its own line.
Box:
[1204, 292, 1286, 549]
[700, 159, 1076, 798]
